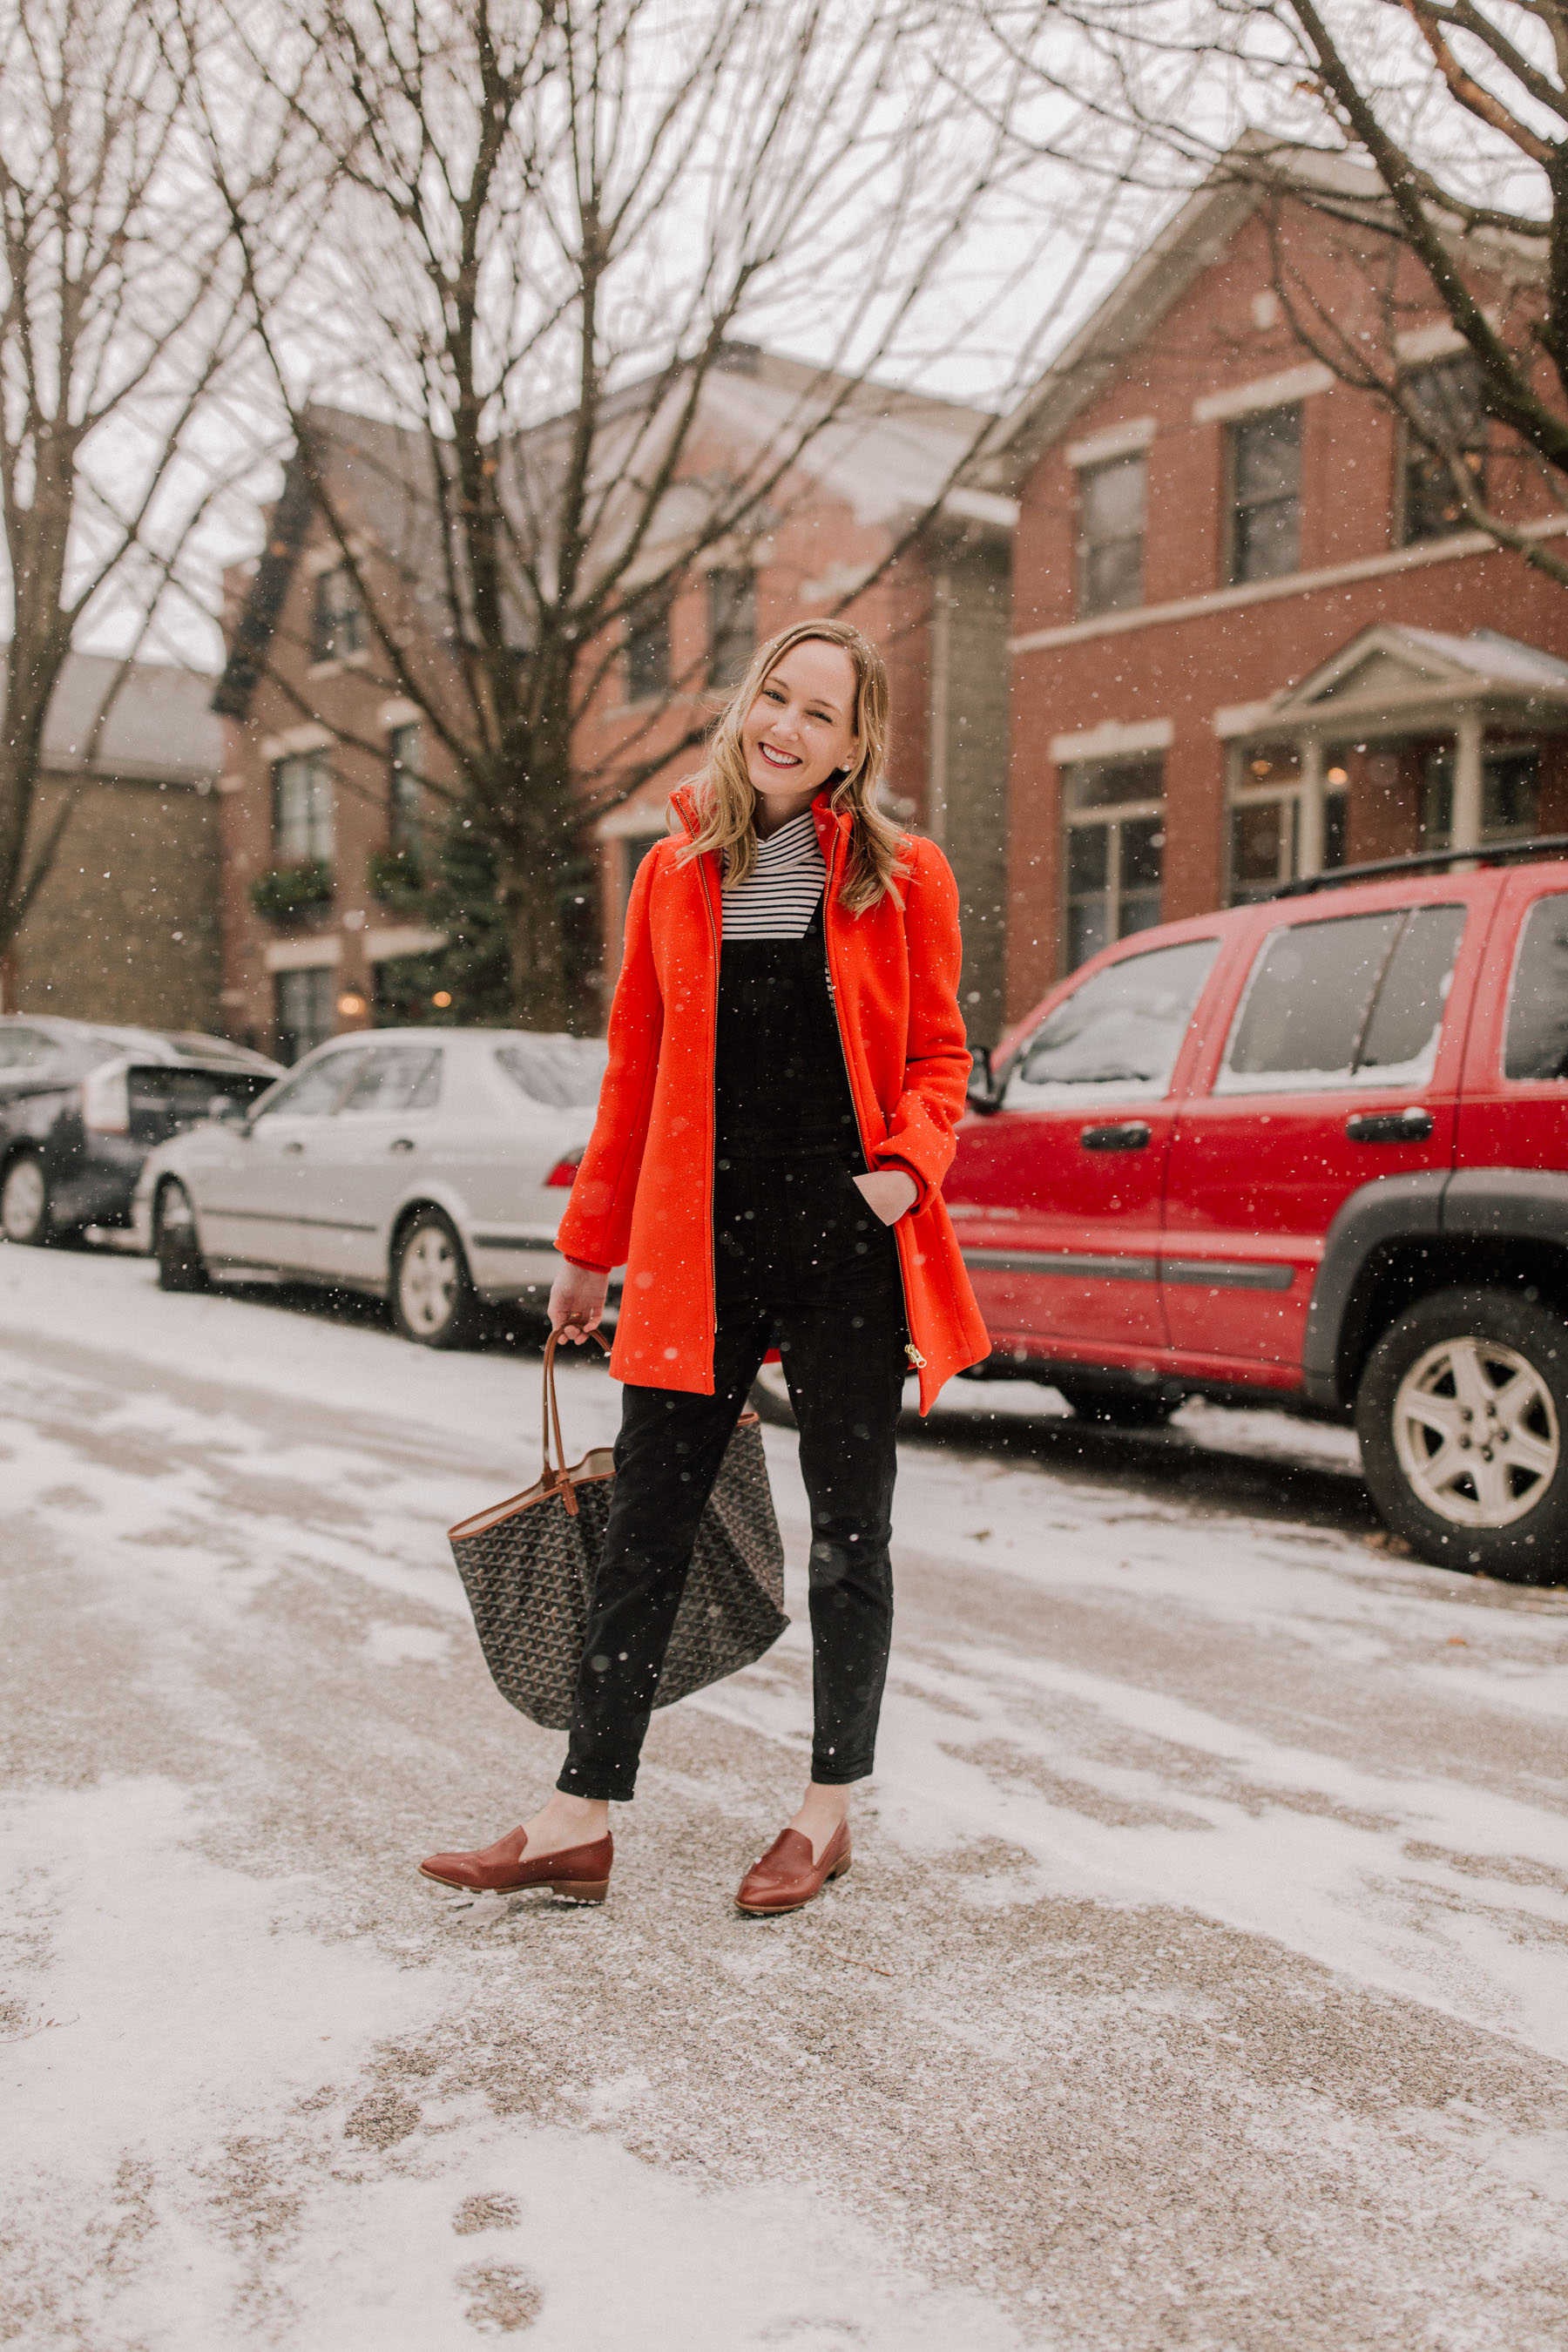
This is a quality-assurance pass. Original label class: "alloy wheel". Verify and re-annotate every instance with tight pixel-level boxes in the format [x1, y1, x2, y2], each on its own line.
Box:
[1391, 1335, 1559, 1530]
[1, 1155, 47, 1245]
[397, 1222, 459, 1339]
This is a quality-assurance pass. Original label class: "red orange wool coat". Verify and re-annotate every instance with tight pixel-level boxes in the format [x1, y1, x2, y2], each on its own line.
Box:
[557, 785, 990, 1412]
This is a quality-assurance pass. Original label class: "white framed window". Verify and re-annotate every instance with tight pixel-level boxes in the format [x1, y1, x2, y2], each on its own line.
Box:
[1227, 741, 1347, 903]
[1061, 754, 1164, 972]
[272, 750, 335, 863]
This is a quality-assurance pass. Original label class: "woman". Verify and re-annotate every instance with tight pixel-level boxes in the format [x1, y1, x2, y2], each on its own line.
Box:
[422, 619, 988, 1914]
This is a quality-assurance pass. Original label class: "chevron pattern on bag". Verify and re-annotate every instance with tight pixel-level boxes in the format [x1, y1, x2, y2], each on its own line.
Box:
[449, 1419, 787, 1731]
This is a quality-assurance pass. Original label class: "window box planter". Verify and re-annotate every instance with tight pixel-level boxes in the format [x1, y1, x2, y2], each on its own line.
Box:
[249, 858, 334, 923]
[366, 847, 428, 908]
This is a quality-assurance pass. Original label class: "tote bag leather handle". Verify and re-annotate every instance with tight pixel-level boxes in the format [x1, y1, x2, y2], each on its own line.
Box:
[540, 1323, 611, 1511]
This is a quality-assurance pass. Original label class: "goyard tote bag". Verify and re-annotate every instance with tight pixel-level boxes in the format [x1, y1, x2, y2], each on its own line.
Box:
[449, 1328, 788, 1729]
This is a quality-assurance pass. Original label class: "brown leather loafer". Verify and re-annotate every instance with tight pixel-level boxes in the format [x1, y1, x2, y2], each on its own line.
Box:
[419, 1825, 612, 1903]
[734, 1819, 851, 1916]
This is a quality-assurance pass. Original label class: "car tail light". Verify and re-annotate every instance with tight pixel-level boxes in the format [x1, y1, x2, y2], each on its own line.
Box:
[545, 1155, 581, 1187]
[81, 1062, 130, 1133]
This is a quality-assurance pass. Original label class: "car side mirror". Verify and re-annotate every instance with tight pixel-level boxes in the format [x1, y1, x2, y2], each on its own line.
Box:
[209, 1095, 249, 1126]
[966, 1046, 1004, 1116]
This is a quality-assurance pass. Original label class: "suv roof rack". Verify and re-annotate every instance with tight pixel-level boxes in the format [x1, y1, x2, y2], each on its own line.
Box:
[1273, 834, 1568, 898]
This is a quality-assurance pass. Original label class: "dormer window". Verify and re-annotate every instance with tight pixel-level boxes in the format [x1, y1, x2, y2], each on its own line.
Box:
[312, 564, 366, 663]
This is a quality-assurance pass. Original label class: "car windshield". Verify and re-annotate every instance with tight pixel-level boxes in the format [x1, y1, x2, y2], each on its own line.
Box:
[1004, 938, 1220, 1107]
[495, 1036, 608, 1110]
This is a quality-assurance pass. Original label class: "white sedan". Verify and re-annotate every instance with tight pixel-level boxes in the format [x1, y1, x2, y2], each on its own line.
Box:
[131, 1027, 610, 1347]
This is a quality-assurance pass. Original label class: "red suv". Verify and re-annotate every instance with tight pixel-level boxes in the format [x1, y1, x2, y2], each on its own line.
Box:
[953, 843, 1568, 1583]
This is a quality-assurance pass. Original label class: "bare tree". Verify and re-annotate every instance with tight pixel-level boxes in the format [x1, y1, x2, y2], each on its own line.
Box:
[986, 2, 1568, 588]
[199, 0, 1106, 1027]
[0, 0, 284, 962]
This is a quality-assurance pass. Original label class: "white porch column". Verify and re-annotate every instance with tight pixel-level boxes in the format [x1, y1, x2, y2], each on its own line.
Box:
[1297, 735, 1326, 878]
[1451, 710, 1484, 852]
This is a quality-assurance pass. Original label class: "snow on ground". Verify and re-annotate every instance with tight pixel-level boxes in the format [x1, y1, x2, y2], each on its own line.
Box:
[3, 1245, 1568, 2349]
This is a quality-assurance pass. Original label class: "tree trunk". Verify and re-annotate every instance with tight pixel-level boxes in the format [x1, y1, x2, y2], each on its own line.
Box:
[496, 845, 573, 1031]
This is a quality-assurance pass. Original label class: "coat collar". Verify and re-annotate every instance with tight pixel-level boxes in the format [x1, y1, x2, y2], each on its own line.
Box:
[666, 781, 850, 854]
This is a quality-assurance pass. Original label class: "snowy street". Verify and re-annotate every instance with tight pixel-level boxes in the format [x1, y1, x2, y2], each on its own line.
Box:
[4, 1245, 1568, 2350]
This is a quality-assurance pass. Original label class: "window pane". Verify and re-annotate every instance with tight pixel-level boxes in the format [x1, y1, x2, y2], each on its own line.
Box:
[1402, 358, 1486, 544]
[1233, 495, 1300, 582]
[1064, 754, 1164, 814]
[1358, 905, 1464, 1077]
[1324, 791, 1348, 870]
[1229, 408, 1301, 583]
[625, 597, 671, 702]
[495, 1037, 609, 1109]
[274, 753, 334, 862]
[1066, 898, 1108, 971]
[339, 1045, 443, 1114]
[1067, 823, 1108, 896]
[1484, 749, 1538, 839]
[1005, 937, 1220, 1104]
[1231, 800, 1291, 900]
[1505, 895, 1568, 1081]
[389, 726, 423, 853]
[313, 566, 364, 661]
[1077, 454, 1146, 619]
[1233, 409, 1301, 502]
[1080, 537, 1143, 618]
[273, 971, 340, 1070]
[1120, 816, 1164, 894]
[707, 569, 755, 688]
[1221, 912, 1403, 1090]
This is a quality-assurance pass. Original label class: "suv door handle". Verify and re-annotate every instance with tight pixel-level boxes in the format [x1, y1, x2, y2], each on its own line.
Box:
[389, 1137, 416, 1153]
[1080, 1120, 1152, 1152]
[1346, 1106, 1434, 1144]
[283, 1139, 305, 1154]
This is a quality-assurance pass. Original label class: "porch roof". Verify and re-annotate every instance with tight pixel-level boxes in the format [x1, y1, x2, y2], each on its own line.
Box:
[1249, 625, 1568, 742]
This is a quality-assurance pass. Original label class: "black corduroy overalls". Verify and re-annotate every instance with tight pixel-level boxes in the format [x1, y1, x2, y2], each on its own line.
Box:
[558, 900, 909, 1801]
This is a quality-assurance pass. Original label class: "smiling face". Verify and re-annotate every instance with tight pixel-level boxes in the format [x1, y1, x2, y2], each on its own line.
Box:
[740, 639, 861, 827]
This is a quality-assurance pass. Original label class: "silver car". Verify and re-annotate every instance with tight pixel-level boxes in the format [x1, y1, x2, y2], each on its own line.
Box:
[132, 1027, 609, 1347]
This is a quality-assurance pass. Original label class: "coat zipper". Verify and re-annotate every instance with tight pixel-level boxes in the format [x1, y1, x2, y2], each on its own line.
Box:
[694, 821, 721, 1373]
[821, 823, 925, 1374]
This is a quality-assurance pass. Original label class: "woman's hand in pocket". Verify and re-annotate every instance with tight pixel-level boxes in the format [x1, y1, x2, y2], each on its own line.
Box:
[853, 1168, 917, 1226]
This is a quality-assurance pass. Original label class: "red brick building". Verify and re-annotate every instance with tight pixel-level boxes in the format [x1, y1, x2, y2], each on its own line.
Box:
[986, 154, 1568, 1020]
[215, 355, 1013, 1060]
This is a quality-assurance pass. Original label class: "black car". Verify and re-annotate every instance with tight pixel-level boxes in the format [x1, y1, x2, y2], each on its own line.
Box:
[0, 1016, 282, 1246]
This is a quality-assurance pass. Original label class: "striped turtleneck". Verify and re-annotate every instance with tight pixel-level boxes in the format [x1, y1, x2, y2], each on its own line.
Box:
[720, 808, 827, 941]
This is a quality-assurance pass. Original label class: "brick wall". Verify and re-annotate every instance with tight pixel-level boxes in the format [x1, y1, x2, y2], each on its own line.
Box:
[7, 770, 222, 1031]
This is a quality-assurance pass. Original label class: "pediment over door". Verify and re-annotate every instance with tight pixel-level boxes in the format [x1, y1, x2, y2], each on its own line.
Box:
[1267, 624, 1568, 732]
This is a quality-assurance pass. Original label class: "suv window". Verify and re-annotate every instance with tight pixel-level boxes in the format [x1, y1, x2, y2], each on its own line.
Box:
[1004, 937, 1220, 1108]
[1219, 904, 1465, 1094]
[495, 1037, 608, 1110]
[338, 1045, 442, 1114]
[256, 1048, 368, 1120]
[1505, 893, 1568, 1080]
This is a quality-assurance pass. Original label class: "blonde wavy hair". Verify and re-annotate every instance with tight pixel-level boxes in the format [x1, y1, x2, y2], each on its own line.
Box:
[676, 618, 907, 915]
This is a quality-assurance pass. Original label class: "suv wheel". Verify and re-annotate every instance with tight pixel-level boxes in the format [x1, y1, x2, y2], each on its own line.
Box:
[1355, 1286, 1568, 1582]
[1057, 1382, 1179, 1429]
[1, 1152, 51, 1246]
[391, 1208, 481, 1348]
[155, 1181, 210, 1294]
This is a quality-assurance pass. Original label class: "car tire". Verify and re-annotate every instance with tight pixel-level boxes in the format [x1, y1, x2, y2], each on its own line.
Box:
[391, 1208, 482, 1348]
[1355, 1286, 1568, 1583]
[1056, 1382, 1179, 1429]
[1, 1152, 51, 1246]
[155, 1180, 210, 1294]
